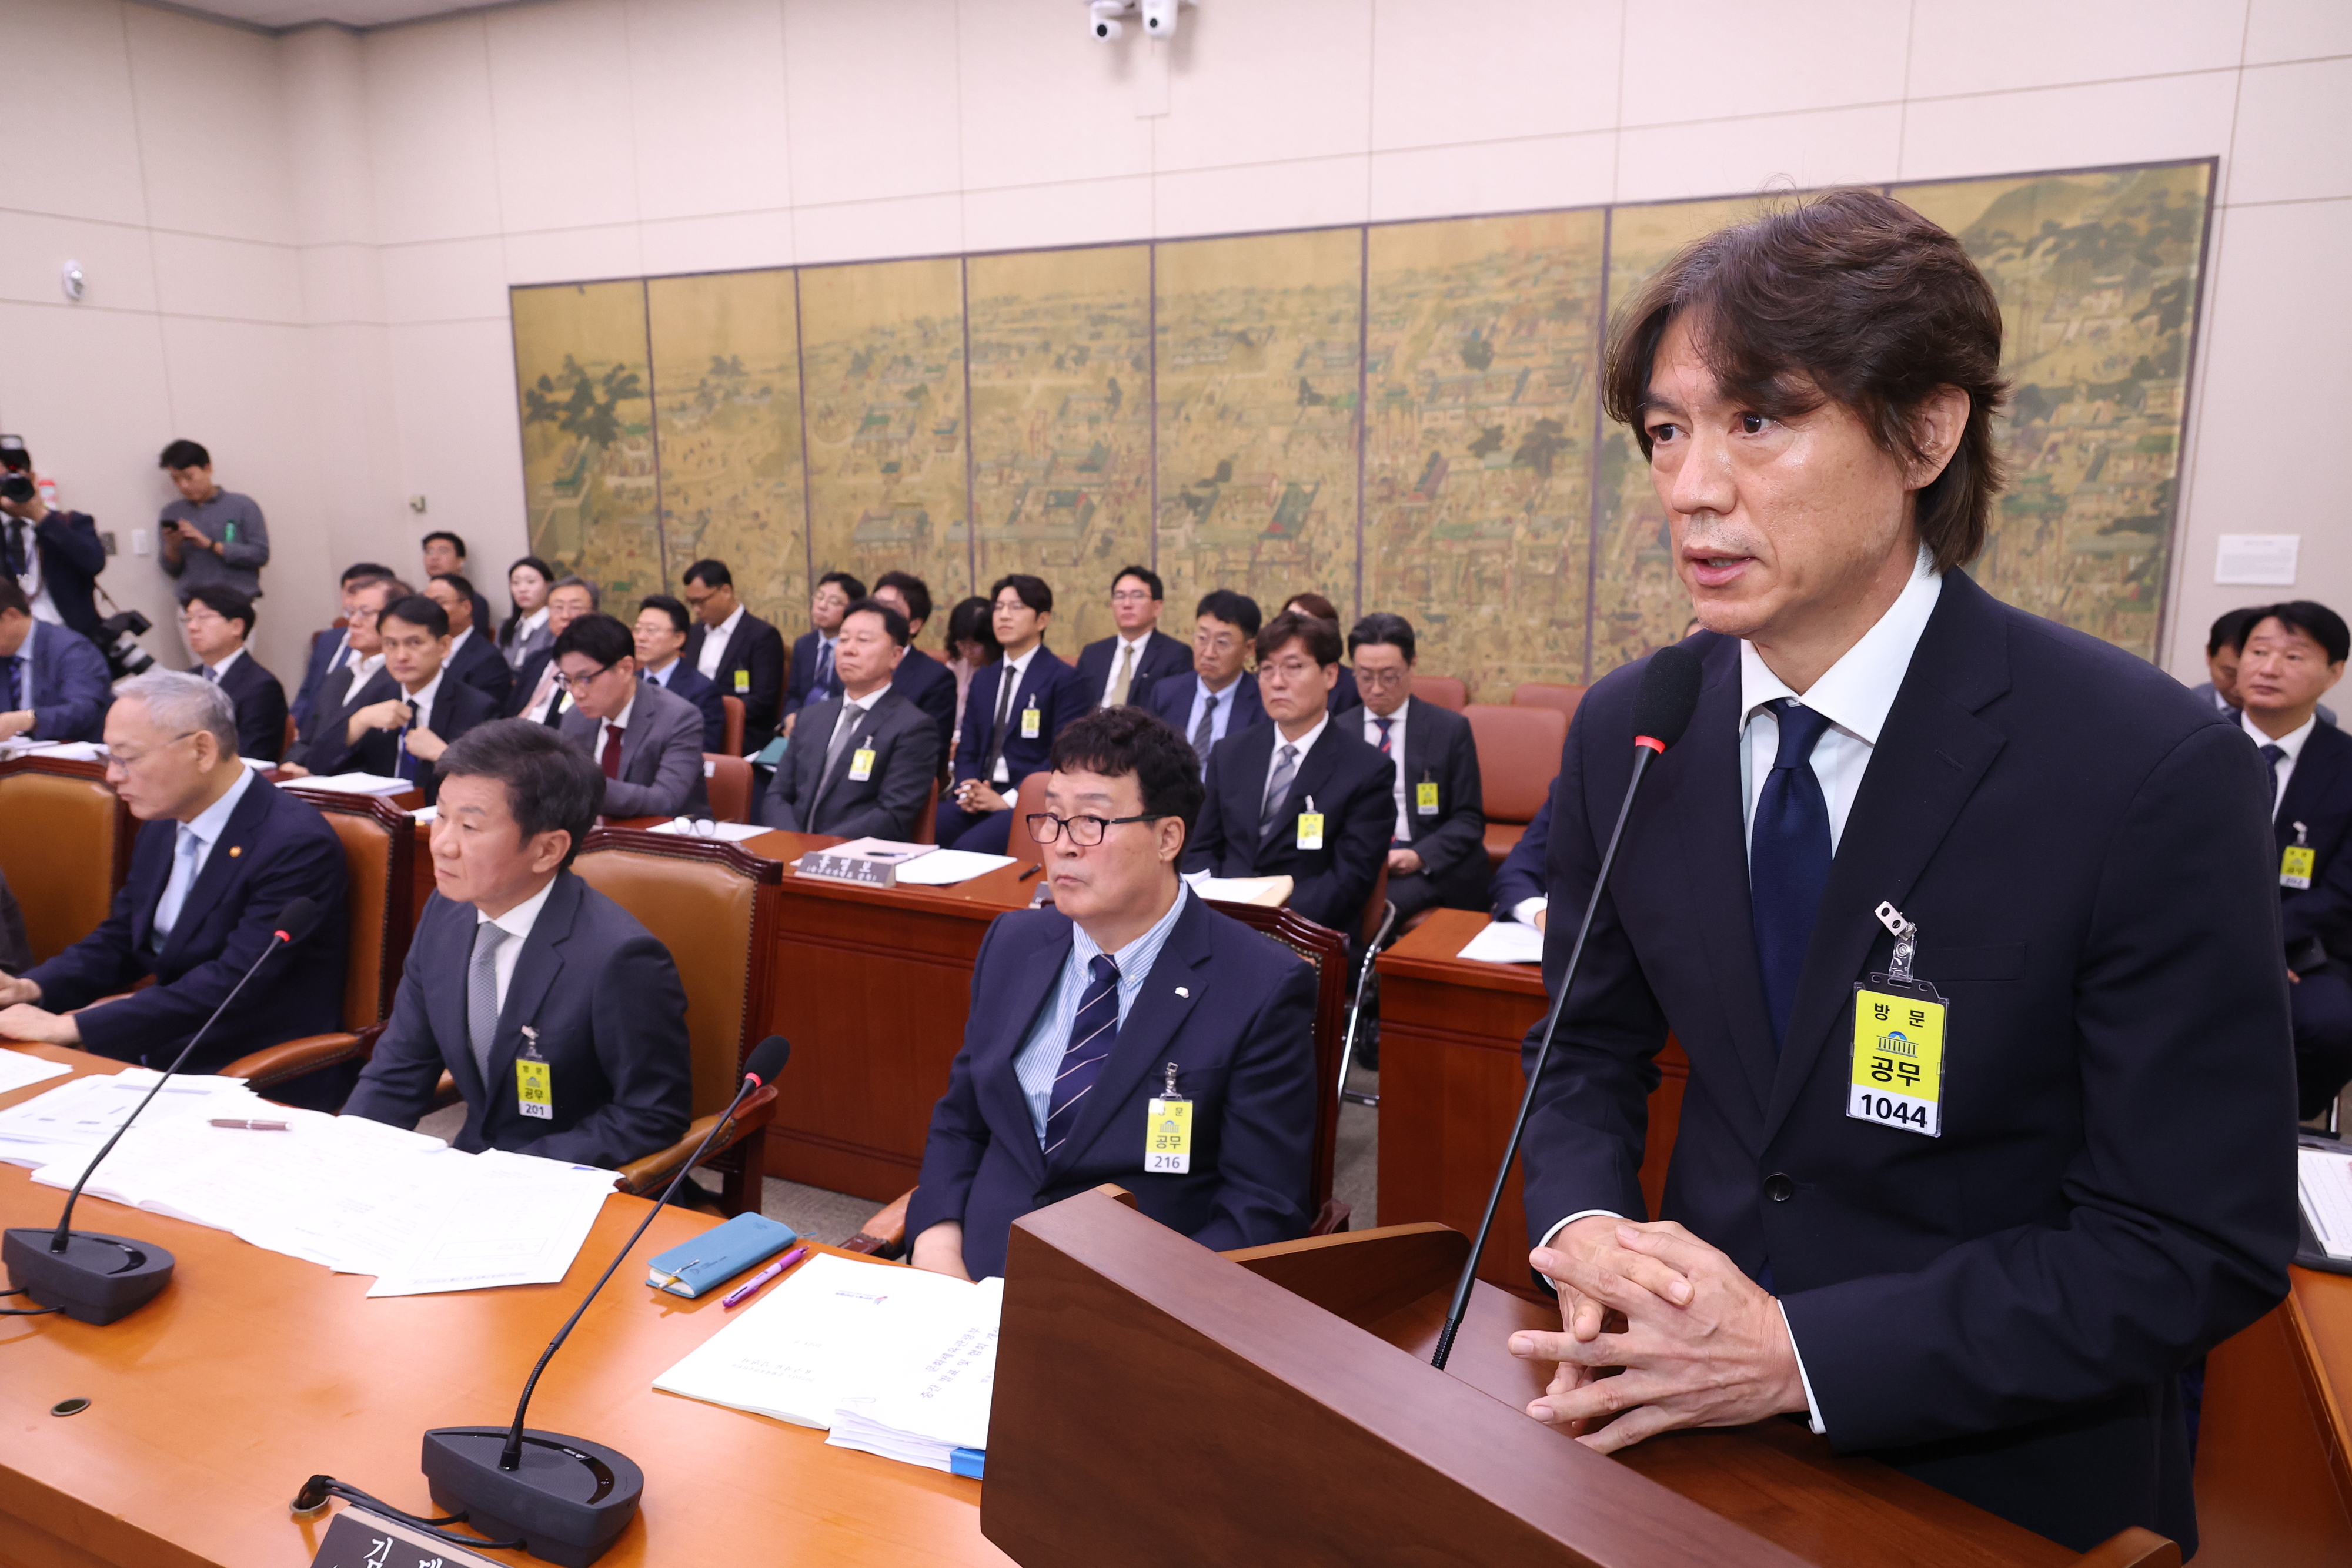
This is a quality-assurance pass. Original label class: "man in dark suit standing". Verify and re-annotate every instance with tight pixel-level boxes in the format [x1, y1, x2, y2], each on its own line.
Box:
[0, 577, 111, 744]
[286, 574, 400, 766]
[2236, 601, 2352, 1121]
[299, 594, 498, 805]
[908, 705, 1319, 1281]
[1, 457, 107, 643]
[1077, 565, 1191, 713]
[343, 720, 692, 1168]
[1490, 794, 1552, 931]
[425, 572, 514, 710]
[1504, 191, 2292, 1557]
[1184, 611, 1391, 935]
[554, 613, 709, 819]
[290, 562, 395, 733]
[680, 557, 786, 745]
[633, 593, 726, 753]
[1144, 589, 1268, 777]
[782, 569, 866, 734]
[873, 570, 957, 761]
[761, 598, 940, 839]
[938, 573, 1088, 852]
[181, 583, 287, 761]
[0, 671, 350, 1105]
[1339, 611, 1488, 922]
[420, 531, 496, 641]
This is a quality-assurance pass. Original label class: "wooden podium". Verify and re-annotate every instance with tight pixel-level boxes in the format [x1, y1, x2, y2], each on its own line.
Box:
[984, 1189, 2179, 1567]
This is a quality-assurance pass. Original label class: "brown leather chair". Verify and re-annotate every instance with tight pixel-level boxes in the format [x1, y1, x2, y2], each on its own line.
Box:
[1465, 703, 1568, 865]
[220, 791, 415, 1094]
[0, 757, 135, 963]
[914, 777, 941, 845]
[281, 713, 298, 757]
[1413, 675, 1469, 713]
[1511, 682, 1588, 722]
[704, 754, 754, 825]
[720, 695, 746, 758]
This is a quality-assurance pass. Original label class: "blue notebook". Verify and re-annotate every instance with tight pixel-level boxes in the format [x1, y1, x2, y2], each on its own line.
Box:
[645, 1212, 799, 1298]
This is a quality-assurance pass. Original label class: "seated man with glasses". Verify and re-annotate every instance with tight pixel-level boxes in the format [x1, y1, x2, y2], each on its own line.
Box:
[760, 596, 941, 838]
[1338, 611, 1489, 925]
[553, 611, 709, 820]
[907, 704, 1321, 1280]
[1145, 589, 1268, 777]
[0, 671, 352, 1105]
[296, 593, 499, 805]
[284, 573, 403, 768]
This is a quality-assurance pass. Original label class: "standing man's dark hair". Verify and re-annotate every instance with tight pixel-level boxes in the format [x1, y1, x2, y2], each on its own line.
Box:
[158, 439, 211, 473]
[422, 530, 468, 560]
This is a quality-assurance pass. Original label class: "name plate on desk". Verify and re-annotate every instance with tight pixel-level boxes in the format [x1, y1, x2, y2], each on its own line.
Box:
[308, 1506, 501, 1568]
[798, 851, 899, 888]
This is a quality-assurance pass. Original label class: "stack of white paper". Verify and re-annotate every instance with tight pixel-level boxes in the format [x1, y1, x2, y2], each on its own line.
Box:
[1183, 871, 1292, 907]
[2300, 1146, 2352, 1259]
[1456, 918, 1546, 966]
[288, 772, 413, 797]
[893, 850, 1016, 886]
[648, 819, 773, 843]
[654, 1253, 1003, 1471]
[0, 1051, 72, 1096]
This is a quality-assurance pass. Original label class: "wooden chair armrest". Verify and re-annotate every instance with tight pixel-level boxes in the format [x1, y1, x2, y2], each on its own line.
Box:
[841, 1189, 914, 1258]
[610, 1084, 779, 1197]
[221, 1024, 386, 1090]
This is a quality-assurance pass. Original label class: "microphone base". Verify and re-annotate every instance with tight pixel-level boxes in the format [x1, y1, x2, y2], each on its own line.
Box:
[3, 1228, 176, 1325]
[422, 1426, 643, 1567]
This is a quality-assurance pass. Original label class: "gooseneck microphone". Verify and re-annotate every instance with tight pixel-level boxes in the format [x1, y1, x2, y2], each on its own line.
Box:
[295, 1035, 793, 1566]
[2, 896, 322, 1326]
[1431, 647, 1702, 1371]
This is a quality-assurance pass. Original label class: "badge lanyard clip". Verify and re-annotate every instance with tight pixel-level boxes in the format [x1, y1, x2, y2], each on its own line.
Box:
[1874, 900, 1918, 985]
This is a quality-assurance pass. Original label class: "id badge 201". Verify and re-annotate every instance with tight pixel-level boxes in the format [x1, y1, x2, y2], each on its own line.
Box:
[1848, 902, 1946, 1138]
[516, 1027, 554, 1121]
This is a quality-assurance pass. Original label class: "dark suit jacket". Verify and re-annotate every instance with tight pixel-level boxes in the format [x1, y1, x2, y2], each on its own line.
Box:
[290, 627, 346, 733]
[890, 647, 958, 762]
[1185, 720, 1393, 934]
[22, 775, 349, 1089]
[647, 661, 726, 753]
[951, 646, 1089, 793]
[445, 628, 514, 710]
[786, 629, 838, 720]
[18, 620, 110, 741]
[1336, 698, 1488, 905]
[1328, 663, 1358, 714]
[907, 893, 1320, 1279]
[304, 674, 498, 804]
[760, 687, 940, 839]
[192, 652, 289, 763]
[684, 611, 786, 744]
[2277, 718, 2352, 962]
[559, 677, 709, 818]
[1520, 570, 2296, 1553]
[1143, 670, 1268, 766]
[343, 872, 693, 1168]
[19, 509, 106, 642]
[1491, 794, 1552, 920]
[286, 664, 396, 770]
[1075, 629, 1192, 713]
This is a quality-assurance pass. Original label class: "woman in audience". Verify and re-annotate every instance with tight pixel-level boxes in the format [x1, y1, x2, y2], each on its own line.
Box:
[1284, 590, 1357, 712]
[944, 594, 1000, 747]
[499, 555, 556, 670]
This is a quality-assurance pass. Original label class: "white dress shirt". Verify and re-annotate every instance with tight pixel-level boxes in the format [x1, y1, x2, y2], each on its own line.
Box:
[475, 873, 559, 1013]
[696, 605, 745, 682]
[2244, 710, 2318, 820]
[988, 644, 1043, 787]
[1262, 712, 1329, 801]
[599, 689, 638, 771]
[152, 763, 257, 939]
[1183, 673, 1247, 760]
[399, 667, 446, 731]
[1099, 631, 1153, 706]
[1013, 884, 1192, 1142]
[199, 646, 247, 684]
[643, 655, 680, 688]
[446, 625, 477, 664]
[1361, 697, 1412, 842]
[8, 513, 57, 623]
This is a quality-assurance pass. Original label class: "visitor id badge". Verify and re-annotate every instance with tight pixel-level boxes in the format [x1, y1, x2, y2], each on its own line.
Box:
[1296, 797, 1324, 851]
[734, 668, 750, 693]
[1415, 780, 1439, 817]
[848, 745, 877, 782]
[1020, 700, 1041, 740]
[1849, 977, 1946, 1137]
[1146, 1065, 1192, 1174]
[2284, 823, 2316, 890]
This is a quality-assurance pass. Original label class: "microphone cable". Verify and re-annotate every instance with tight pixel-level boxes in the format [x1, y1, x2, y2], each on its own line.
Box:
[290, 1475, 523, 1551]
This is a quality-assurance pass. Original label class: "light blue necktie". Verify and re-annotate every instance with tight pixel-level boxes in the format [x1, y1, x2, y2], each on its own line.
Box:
[152, 827, 206, 940]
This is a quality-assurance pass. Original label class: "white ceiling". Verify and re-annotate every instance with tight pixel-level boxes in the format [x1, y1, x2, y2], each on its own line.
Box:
[155, 0, 495, 31]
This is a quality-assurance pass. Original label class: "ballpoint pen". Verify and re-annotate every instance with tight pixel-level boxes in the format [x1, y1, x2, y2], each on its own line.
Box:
[1018, 864, 1043, 881]
[721, 1245, 809, 1309]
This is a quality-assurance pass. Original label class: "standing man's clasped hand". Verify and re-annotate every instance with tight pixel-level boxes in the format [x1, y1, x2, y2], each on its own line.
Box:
[1509, 1213, 1809, 1452]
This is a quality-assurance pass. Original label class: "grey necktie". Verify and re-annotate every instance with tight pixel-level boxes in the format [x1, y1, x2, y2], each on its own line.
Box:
[467, 922, 513, 1087]
[808, 701, 868, 818]
[1259, 742, 1299, 841]
[1191, 691, 1219, 763]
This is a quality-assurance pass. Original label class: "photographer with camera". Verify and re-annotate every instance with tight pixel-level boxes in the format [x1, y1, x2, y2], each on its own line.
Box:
[0, 576, 110, 743]
[1, 440, 105, 645]
[156, 439, 268, 602]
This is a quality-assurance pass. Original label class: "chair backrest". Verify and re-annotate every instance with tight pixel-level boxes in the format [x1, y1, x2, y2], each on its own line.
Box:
[281, 713, 298, 757]
[1511, 682, 1588, 723]
[703, 754, 753, 824]
[0, 758, 132, 964]
[1464, 703, 1568, 825]
[573, 828, 780, 1119]
[1413, 676, 1468, 712]
[914, 777, 940, 845]
[1205, 902, 1349, 1216]
[720, 695, 745, 757]
[1007, 769, 1054, 874]
[284, 787, 413, 1028]
[1361, 858, 1391, 946]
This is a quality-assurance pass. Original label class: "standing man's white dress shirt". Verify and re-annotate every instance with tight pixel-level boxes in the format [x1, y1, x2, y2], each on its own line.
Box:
[696, 605, 745, 683]
[151, 762, 257, 940]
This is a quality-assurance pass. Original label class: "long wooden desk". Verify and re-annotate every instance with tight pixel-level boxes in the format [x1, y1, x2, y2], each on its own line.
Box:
[0, 1044, 1008, 1568]
[1375, 908, 1689, 1294]
[2194, 1262, 2352, 1564]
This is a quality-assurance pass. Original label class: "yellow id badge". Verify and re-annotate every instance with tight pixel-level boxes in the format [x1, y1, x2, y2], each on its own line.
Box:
[1020, 701, 1041, 740]
[1295, 811, 1325, 851]
[1415, 780, 1439, 817]
[1849, 979, 1945, 1137]
[2283, 845, 2316, 890]
[1145, 1098, 1192, 1174]
[516, 1057, 554, 1122]
[733, 668, 750, 692]
[848, 745, 877, 782]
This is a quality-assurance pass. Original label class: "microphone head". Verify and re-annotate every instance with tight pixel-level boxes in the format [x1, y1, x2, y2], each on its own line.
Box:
[273, 896, 322, 945]
[1631, 644, 1703, 753]
[742, 1035, 791, 1086]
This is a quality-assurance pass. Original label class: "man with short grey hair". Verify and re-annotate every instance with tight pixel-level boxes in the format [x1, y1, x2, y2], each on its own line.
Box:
[0, 671, 351, 1103]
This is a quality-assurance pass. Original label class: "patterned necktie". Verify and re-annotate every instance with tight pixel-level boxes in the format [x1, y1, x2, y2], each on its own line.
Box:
[152, 827, 205, 940]
[602, 720, 624, 780]
[1108, 643, 1135, 707]
[808, 701, 868, 818]
[1191, 691, 1219, 771]
[1043, 955, 1121, 1161]
[395, 716, 416, 781]
[203, 664, 220, 686]
[1260, 742, 1301, 841]
[2261, 743, 2286, 815]
[467, 922, 513, 1086]
[983, 666, 1018, 781]
[1374, 716, 1392, 755]
[814, 638, 836, 699]
[1750, 700, 1836, 1053]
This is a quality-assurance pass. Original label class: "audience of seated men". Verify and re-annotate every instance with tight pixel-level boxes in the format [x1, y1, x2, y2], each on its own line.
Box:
[506, 575, 598, 724]
[1490, 793, 1552, 931]
[2237, 601, 2352, 1121]
[633, 593, 726, 753]
[343, 720, 692, 1167]
[1144, 589, 1267, 777]
[296, 593, 497, 803]
[1339, 611, 1489, 924]
[908, 705, 1320, 1280]
[783, 569, 864, 735]
[1284, 591, 1358, 713]
[681, 557, 786, 745]
[1184, 611, 1392, 934]
[2196, 602, 2336, 727]
[424, 571, 514, 708]
[872, 570, 957, 760]
[0, 576, 110, 744]
[181, 583, 286, 763]
[285, 574, 399, 766]
[0, 672, 352, 1105]
[498, 554, 556, 672]
[554, 611, 709, 820]
[760, 597, 941, 838]
[1078, 564, 1190, 712]
[938, 573, 1087, 852]
[290, 560, 395, 733]
[420, 530, 496, 640]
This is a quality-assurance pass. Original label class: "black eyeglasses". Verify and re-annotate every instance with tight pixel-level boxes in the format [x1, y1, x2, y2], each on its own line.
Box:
[1026, 811, 1167, 847]
[553, 660, 616, 693]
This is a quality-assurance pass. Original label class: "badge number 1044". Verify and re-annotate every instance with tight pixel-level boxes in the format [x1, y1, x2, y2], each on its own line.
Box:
[1849, 988, 1945, 1137]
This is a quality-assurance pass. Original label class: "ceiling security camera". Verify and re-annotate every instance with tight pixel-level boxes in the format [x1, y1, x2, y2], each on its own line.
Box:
[1140, 0, 1194, 38]
[1088, 0, 1131, 40]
